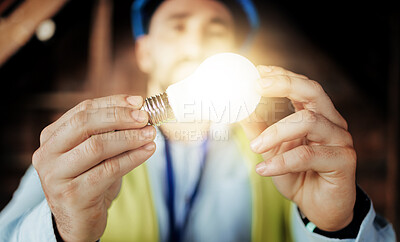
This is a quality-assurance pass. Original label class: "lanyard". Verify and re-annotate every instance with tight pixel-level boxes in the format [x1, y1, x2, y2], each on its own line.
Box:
[164, 136, 209, 242]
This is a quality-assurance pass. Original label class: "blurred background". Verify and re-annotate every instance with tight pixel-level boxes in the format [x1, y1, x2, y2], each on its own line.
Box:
[0, 0, 399, 237]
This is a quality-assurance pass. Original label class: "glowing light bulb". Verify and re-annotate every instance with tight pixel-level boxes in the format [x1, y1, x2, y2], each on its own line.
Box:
[143, 53, 261, 126]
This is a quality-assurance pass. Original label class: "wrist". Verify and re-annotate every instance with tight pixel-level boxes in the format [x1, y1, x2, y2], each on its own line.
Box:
[51, 213, 64, 242]
[52, 214, 88, 242]
[299, 185, 371, 239]
[299, 209, 354, 232]
[52, 212, 104, 242]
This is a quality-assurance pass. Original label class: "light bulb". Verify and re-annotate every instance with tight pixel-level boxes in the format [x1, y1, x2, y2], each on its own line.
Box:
[143, 53, 261, 126]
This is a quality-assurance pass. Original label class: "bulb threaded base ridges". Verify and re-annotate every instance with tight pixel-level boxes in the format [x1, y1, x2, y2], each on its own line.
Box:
[142, 92, 175, 126]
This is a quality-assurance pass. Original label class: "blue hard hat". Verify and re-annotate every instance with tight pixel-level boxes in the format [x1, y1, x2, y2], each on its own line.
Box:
[130, 0, 260, 51]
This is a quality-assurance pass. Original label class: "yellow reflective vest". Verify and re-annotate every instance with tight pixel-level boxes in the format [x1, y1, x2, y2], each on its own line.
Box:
[102, 127, 293, 242]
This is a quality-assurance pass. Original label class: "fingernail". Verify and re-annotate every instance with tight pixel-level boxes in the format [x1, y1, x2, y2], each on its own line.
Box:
[256, 163, 267, 174]
[132, 110, 147, 122]
[250, 137, 262, 152]
[259, 78, 274, 88]
[127, 96, 143, 107]
[143, 142, 155, 151]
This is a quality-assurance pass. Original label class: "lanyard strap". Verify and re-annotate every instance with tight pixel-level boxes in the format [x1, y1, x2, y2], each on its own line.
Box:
[164, 137, 209, 242]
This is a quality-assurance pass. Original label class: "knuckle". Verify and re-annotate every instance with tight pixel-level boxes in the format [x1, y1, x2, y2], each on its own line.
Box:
[102, 159, 121, 178]
[77, 99, 94, 111]
[275, 155, 287, 170]
[61, 179, 79, 201]
[67, 147, 82, 162]
[32, 147, 47, 170]
[51, 122, 68, 142]
[70, 111, 87, 129]
[113, 107, 120, 122]
[301, 109, 317, 123]
[112, 107, 128, 123]
[125, 150, 147, 171]
[123, 130, 136, 144]
[32, 149, 42, 168]
[85, 136, 104, 155]
[310, 80, 324, 94]
[86, 169, 102, 186]
[127, 150, 139, 164]
[296, 145, 315, 162]
[63, 148, 83, 174]
[338, 147, 357, 175]
[279, 154, 294, 172]
[105, 95, 118, 108]
[344, 147, 357, 163]
[341, 118, 349, 130]
[297, 73, 308, 79]
[342, 130, 354, 147]
[318, 114, 333, 129]
[40, 126, 50, 144]
[42, 171, 56, 188]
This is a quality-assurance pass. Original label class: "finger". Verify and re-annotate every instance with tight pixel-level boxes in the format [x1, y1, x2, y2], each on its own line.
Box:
[56, 126, 156, 178]
[256, 68, 347, 130]
[260, 138, 304, 161]
[250, 110, 353, 154]
[239, 107, 269, 141]
[255, 145, 356, 177]
[40, 95, 144, 145]
[257, 65, 307, 79]
[44, 106, 149, 153]
[239, 96, 293, 141]
[79, 141, 156, 194]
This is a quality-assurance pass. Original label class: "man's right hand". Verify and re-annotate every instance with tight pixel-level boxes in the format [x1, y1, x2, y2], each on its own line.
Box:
[32, 95, 156, 242]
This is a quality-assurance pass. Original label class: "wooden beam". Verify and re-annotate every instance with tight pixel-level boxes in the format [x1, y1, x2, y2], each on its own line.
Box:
[86, 0, 113, 96]
[0, 0, 69, 66]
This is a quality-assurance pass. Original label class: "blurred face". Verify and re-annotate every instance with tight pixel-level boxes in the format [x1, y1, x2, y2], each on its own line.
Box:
[136, 0, 235, 95]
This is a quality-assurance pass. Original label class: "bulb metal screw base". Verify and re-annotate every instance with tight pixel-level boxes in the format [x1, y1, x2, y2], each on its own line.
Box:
[142, 92, 175, 126]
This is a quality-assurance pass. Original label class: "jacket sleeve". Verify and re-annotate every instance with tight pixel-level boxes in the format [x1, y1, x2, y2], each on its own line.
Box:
[290, 194, 397, 241]
[0, 165, 57, 242]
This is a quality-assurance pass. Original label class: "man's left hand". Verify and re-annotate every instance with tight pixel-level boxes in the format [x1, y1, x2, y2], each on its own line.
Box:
[241, 65, 357, 232]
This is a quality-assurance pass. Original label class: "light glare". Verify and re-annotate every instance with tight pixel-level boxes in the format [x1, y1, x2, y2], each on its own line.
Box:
[166, 53, 261, 124]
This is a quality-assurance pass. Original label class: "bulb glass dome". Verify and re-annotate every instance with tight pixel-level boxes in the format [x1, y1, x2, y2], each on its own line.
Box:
[166, 53, 261, 124]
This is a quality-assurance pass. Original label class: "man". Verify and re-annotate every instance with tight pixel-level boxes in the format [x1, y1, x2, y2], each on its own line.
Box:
[0, 0, 396, 241]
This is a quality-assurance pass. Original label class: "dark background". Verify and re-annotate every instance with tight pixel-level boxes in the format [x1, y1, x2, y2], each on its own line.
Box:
[0, 0, 399, 237]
